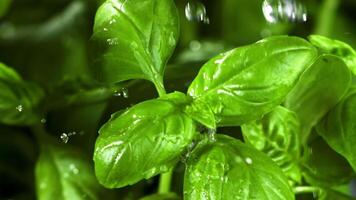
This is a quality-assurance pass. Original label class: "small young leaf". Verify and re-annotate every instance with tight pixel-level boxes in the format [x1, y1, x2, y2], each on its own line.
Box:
[184, 134, 294, 200]
[36, 143, 105, 200]
[0, 63, 44, 125]
[309, 35, 356, 75]
[284, 55, 351, 142]
[302, 136, 354, 187]
[91, 0, 179, 87]
[316, 87, 356, 172]
[94, 92, 196, 188]
[188, 36, 317, 126]
[241, 106, 301, 184]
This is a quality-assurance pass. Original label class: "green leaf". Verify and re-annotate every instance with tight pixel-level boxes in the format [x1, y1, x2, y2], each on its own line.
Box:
[140, 193, 180, 200]
[0, 0, 11, 18]
[91, 0, 179, 88]
[309, 35, 356, 75]
[284, 55, 351, 141]
[94, 92, 196, 188]
[184, 134, 294, 200]
[241, 106, 301, 184]
[184, 99, 216, 129]
[302, 136, 354, 187]
[0, 62, 44, 125]
[319, 189, 356, 200]
[36, 143, 105, 200]
[316, 87, 356, 172]
[188, 36, 318, 126]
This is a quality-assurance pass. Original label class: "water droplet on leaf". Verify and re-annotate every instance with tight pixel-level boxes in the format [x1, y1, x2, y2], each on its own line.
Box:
[185, 1, 210, 24]
[262, 0, 307, 23]
[69, 164, 79, 175]
[121, 87, 129, 98]
[245, 157, 253, 165]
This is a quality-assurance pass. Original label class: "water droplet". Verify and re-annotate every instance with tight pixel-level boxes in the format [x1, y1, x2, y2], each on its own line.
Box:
[16, 105, 23, 112]
[168, 32, 176, 47]
[121, 87, 129, 98]
[245, 157, 253, 165]
[189, 40, 201, 51]
[109, 18, 116, 25]
[40, 118, 47, 124]
[262, 0, 307, 23]
[107, 38, 119, 46]
[60, 133, 69, 143]
[185, 2, 210, 24]
[207, 128, 216, 142]
[69, 164, 79, 175]
[103, 27, 108, 31]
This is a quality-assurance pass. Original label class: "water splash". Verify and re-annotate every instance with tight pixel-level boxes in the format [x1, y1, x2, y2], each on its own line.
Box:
[262, 0, 307, 23]
[185, 1, 210, 24]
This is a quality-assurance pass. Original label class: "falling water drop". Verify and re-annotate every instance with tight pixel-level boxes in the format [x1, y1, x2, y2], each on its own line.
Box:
[60, 133, 69, 144]
[16, 105, 23, 112]
[262, 0, 307, 23]
[185, 1, 210, 24]
[40, 118, 47, 124]
[189, 40, 201, 51]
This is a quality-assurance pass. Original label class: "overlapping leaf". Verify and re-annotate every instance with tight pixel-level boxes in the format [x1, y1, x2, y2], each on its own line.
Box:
[184, 135, 294, 200]
[91, 0, 179, 89]
[316, 87, 356, 172]
[242, 106, 301, 184]
[188, 36, 317, 126]
[94, 92, 196, 188]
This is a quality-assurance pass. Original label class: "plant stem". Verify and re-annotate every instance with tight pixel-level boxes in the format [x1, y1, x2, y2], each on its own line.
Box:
[158, 170, 173, 194]
[293, 186, 321, 194]
[314, 0, 340, 36]
[154, 79, 167, 97]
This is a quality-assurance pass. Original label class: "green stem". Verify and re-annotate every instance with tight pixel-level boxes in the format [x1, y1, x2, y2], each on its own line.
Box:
[158, 170, 173, 194]
[314, 0, 340, 36]
[30, 123, 49, 143]
[293, 186, 321, 194]
[153, 78, 167, 97]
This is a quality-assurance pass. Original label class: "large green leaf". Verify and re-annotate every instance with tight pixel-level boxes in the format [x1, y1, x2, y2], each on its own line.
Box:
[188, 36, 318, 126]
[184, 135, 294, 200]
[309, 35, 356, 75]
[316, 87, 356, 172]
[284, 55, 351, 141]
[241, 106, 301, 184]
[0, 62, 44, 125]
[35, 143, 105, 200]
[91, 0, 179, 89]
[94, 92, 196, 188]
[302, 136, 354, 187]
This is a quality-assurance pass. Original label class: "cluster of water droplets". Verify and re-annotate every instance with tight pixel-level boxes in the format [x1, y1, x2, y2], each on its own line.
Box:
[262, 0, 307, 23]
[185, 1, 210, 24]
[60, 131, 83, 144]
[113, 87, 129, 98]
